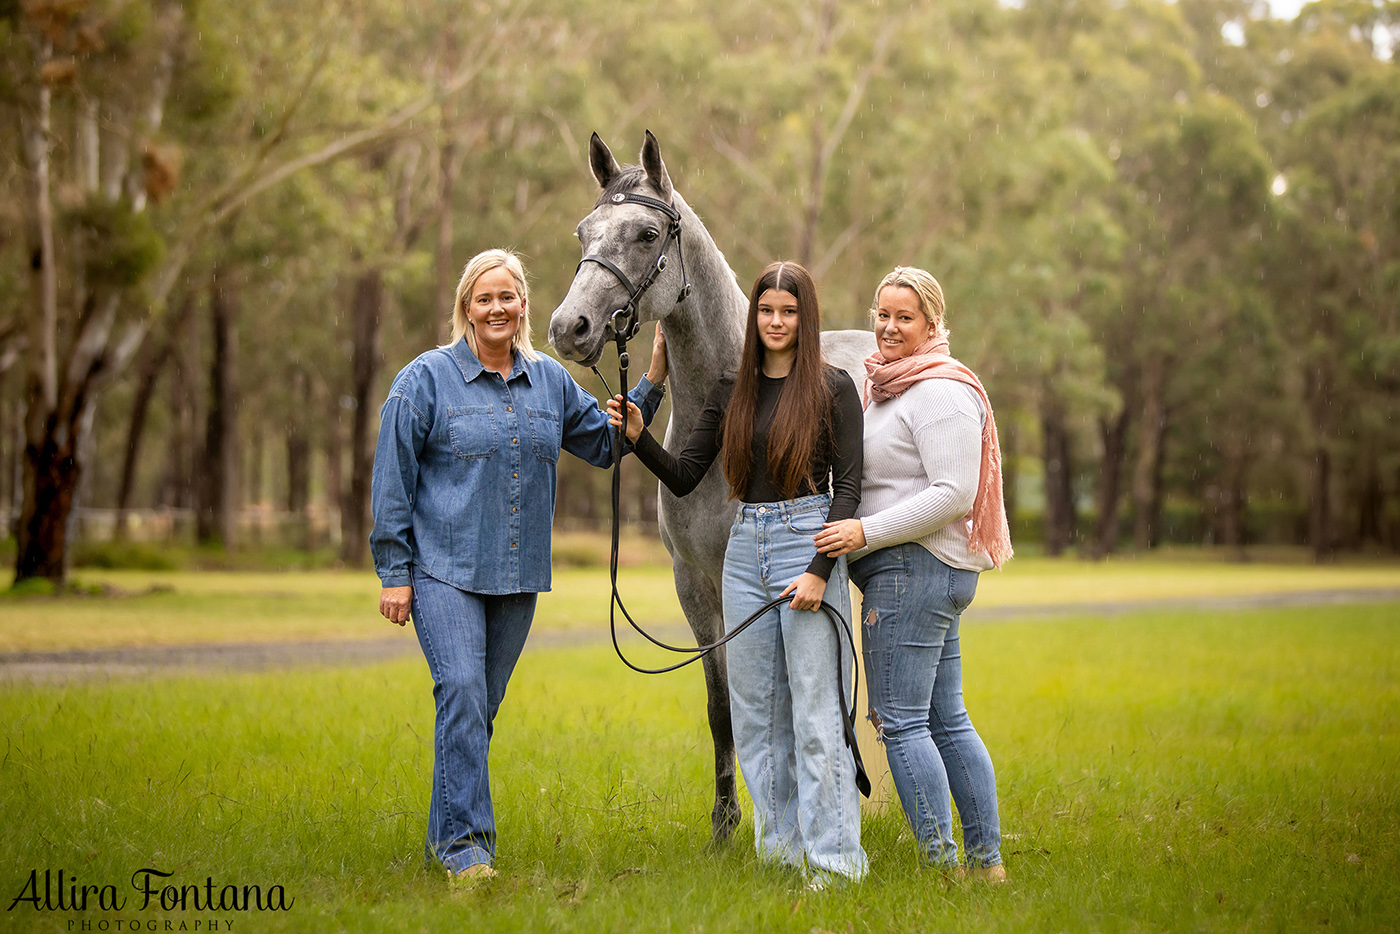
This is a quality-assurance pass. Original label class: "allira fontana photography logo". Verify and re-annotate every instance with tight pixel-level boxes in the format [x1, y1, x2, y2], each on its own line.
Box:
[9, 867, 294, 923]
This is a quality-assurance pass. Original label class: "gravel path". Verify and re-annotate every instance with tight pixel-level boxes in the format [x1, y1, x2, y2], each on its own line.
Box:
[4, 588, 1398, 681]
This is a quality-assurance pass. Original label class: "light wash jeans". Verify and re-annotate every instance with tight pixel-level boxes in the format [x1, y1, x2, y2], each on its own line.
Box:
[722, 493, 868, 882]
[849, 543, 1001, 868]
[410, 568, 537, 873]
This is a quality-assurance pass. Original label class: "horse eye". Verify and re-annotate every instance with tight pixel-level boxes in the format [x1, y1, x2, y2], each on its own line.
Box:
[640, 228, 659, 243]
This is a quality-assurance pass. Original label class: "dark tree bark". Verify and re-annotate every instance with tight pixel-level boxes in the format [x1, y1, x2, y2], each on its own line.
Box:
[114, 294, 194, 538]
[341, 269, 383, 566]
[160, 311, 200, 516]
[1303, 356, 1336, 561]
[16, 417, 80, 582]
[1091, 393, 1133, 559]
[1000, 419, 1019, 537]
[1133, 358, 1168, 550]
[196, 260, 240, 547]
[286, 369, 312, 514]
[322, 378, 346, 549]
[435, 37, 461, 347]
[1218, 451, 1248, 557]
[1308, 445, 1333, 561]
[1355, 458, 1383, 547]
[285, 369, 313, 550]
[1041, 390, 1076, 557]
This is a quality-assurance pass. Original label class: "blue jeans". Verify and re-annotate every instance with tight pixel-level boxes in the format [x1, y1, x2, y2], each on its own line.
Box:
[849, 543, 1001, 869]
[410, 568, 536, 872]
[722, 493, 868, 881]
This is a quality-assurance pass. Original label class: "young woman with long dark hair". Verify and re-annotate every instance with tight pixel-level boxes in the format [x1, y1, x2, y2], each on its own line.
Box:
[609, 261, 867, 884]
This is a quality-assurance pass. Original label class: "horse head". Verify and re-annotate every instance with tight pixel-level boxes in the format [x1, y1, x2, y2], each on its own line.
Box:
[549, 131, 690, 366]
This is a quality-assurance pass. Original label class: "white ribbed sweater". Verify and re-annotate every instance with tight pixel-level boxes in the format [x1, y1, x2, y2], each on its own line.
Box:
[853, 377, 994, 572]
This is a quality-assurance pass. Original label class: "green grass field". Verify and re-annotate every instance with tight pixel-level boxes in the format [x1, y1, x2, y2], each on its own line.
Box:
[3, 548, 1399, 651]
[3, 579, 1398, 931]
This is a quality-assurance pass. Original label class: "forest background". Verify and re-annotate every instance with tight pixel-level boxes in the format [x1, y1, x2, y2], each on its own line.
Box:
[2, 0, 1398, 585]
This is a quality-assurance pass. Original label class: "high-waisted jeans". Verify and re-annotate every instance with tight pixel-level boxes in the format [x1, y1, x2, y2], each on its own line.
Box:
[849, 543, 1001, 868]
[410, 568, 536, 873]
[721, 493, 868, 881]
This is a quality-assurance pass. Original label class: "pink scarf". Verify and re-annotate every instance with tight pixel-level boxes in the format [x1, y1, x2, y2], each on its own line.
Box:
[864, 337, 1014, 568]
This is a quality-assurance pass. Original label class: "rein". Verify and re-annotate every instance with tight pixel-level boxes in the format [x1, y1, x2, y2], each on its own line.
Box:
[576, 190, 870, 797]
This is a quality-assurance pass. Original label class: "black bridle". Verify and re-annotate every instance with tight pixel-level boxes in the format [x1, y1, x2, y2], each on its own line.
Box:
[577, 190, 692, 352]
[574, 189, 871, 798]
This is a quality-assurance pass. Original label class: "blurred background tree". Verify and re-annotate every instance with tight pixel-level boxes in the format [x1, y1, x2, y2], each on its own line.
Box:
[1, 0, 1395, 583]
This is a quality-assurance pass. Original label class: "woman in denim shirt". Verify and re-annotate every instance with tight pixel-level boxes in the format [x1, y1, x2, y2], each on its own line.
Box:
[370, 248, 666, 888]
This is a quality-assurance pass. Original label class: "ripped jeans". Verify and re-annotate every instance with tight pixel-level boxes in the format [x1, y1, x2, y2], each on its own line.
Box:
[849, 543, 1001, 868]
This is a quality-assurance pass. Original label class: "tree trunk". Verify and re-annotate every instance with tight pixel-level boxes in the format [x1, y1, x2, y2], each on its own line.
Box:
[286, 370, 312, 510]
[196, 260, 240, 547]
[15, 39, 66, 585]
[341, 269, 383, 566]
[1355, 457, 1382, 547]
[1091, 400, 1133, 559]
[1133, 358, 1168, 550]
[1303, 355, 1335, 561]
[285, 369, 313, 550]
[160, 309, 200, 516]
[114, 294, 193, 538]
[435, 36, 461, 347]
[246, 426, 265, 543]
[1000, 419, 1018, 536]
[1041, 392, 1076, 557]
[15, 419, 81, 583]
[323, 380, 345, 548]
[1219, 449, 1248, 558]
[1308, 444, 1332, 561]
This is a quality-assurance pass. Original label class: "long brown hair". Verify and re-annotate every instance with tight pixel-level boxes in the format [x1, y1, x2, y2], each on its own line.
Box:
[721, 261, 833, 500]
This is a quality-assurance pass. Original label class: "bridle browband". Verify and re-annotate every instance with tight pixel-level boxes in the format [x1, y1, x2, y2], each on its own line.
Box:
[572, 187, 870, 799]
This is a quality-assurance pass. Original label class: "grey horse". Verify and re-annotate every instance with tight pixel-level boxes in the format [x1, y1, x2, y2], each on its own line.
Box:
[549, 131, 873, 841]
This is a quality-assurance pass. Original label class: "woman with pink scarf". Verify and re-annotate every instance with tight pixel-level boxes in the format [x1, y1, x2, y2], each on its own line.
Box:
[814, 266, 1012, 881]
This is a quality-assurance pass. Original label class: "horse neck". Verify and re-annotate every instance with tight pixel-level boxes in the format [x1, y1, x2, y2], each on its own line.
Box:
[656, 195, 746, 427]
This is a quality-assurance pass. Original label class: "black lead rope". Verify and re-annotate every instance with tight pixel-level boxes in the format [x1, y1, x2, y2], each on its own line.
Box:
[590, 325, 871, 799]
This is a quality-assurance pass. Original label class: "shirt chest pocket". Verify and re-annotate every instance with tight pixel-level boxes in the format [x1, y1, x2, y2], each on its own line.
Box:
[528, 406, 561, 463]
[447, 405, 497, 459]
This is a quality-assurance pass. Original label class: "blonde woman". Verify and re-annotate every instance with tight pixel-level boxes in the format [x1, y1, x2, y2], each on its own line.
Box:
[815, 266, 1012, 880]
[370, 248, 667, 887]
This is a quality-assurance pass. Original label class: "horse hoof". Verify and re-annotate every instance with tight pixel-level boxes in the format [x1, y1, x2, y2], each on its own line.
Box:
[710, 800, 741, 844]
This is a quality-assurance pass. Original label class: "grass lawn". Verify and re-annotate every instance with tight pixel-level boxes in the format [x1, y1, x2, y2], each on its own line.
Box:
[3, 548, 1400, 652]
[3, 600, 1397, 931]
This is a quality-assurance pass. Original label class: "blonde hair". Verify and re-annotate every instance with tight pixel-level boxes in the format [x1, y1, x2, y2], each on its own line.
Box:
[871, 265, 949, 341]
[449, 248, 539, 361]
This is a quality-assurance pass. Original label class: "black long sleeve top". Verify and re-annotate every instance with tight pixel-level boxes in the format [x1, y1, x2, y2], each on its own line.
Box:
[633, 366, 863, 580]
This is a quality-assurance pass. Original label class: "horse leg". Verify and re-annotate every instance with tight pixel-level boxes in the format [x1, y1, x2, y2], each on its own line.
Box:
[674, 558, 740, 842]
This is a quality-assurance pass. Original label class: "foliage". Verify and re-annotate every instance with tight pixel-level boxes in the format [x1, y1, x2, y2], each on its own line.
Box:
[2, 0, 1398, 577]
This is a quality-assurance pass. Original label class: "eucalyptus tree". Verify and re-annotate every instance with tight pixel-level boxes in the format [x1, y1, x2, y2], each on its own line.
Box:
[3, 0, 530, 581]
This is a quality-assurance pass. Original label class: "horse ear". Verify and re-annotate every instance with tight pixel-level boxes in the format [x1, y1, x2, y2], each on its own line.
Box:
[590, 132, 621, 189]
[640, 130, 673, 201]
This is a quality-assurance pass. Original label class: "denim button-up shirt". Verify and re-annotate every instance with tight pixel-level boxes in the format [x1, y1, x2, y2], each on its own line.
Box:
[370, 341, 663, 594]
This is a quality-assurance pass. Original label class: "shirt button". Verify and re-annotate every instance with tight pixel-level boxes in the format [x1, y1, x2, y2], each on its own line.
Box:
[512, 438, 518, 444]
[513, 472, 518, 478]
[511, 542, 517, 548]
[507, 406, 513, 412]
[512, 507, 518, 513]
